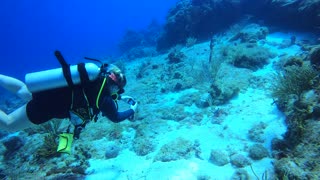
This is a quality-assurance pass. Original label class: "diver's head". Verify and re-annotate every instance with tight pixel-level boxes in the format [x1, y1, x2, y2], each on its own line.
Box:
[106, 64, 127, 92]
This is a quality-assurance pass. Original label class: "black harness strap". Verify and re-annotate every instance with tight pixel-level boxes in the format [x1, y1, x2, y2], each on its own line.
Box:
[77, 63, 99, 122]
[77, 63, 90, 85]
[55, 51, 74, 88]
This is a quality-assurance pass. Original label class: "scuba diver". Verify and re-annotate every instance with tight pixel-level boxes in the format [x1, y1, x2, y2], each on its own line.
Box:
[0, 51, 138, 140]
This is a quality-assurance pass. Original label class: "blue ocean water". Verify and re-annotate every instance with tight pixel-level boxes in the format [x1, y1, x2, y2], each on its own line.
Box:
[0, 0, 177, 79]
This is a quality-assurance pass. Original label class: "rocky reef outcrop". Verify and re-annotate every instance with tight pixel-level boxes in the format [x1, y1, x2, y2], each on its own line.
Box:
[156, 0, 320, 51]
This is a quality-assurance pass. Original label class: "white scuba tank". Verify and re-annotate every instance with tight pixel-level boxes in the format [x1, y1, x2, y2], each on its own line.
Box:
[25, 63, 100, 93]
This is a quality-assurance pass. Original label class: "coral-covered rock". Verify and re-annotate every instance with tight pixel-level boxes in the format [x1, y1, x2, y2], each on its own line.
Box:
[208, 83, 239, 106]
[209, 150, 229, 166]
[231, 43, 275, 70]
[248, 122, 267, 143]
[132, 137, 155, 156]
[283, 56, 304, 68]
[154, 138, 194, 162]
[159, 104, 190, 121]
[230, 154, 251, 168]
[229, 24, 269, 43]
[248, 144, 269, 160]
[206, 64, 252, 106]
[309, 45, 320, 68]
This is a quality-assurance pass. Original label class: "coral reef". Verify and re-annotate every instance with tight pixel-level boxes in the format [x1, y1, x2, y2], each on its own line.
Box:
[272, 63, 318, 112]
[36, 134, 59, 158]
[273, 120, 320, 179]
[261, 0, 320, 29]
[36, 120, 63, 158]
[271, 45, 320, 178]
[156, 0, 320, 51]
[157, 0, 242, 50]
[274, 158, 307, 179]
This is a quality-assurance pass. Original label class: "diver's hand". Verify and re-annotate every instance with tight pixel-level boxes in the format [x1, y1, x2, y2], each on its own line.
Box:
[130, 101, 138, 112]
[121, 95, 133, 101]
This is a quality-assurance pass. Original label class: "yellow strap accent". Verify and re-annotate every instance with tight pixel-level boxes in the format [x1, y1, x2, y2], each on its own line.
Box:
[96, 77, 107, 109]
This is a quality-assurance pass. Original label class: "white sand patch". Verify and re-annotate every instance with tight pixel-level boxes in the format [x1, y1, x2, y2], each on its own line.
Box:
[86, 87, 286, 179]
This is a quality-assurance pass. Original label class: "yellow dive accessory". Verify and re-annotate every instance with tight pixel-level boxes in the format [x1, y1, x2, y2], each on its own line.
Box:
[57, 133, 74, 154]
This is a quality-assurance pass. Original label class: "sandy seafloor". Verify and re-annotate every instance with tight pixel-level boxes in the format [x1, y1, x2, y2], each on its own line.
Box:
[82, 32, 307, 179]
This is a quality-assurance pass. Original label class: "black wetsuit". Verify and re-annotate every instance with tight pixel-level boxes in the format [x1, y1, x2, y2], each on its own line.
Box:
[26, 79, 133, 124]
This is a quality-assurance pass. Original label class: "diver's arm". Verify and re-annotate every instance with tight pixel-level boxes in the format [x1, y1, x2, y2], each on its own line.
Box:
[0, 74, 32, 100]
[99, 96, 134, 123]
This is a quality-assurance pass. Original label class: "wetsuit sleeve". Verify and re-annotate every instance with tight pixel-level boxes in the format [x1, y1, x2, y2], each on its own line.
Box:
[99, 96, 134, 123]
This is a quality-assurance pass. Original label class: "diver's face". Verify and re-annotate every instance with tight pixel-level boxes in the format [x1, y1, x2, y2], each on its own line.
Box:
[109, 85, 119, 94]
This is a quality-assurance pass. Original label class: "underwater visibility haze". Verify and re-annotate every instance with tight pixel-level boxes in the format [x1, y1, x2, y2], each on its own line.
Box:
[0, 0, 320, 179]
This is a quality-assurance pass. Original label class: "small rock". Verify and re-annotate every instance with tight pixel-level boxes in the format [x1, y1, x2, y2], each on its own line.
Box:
[196, 93, 211, 108]
[49, 174, 85, 180]
[105, 142, 120, 159]
[0, 130, 8, 139]
[310, 45, 320, 67]
[0, 169, 7, 179]
[2, 136, 24, 158]
[231, 169, 250, 180]
[174, 82, 183, 91]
